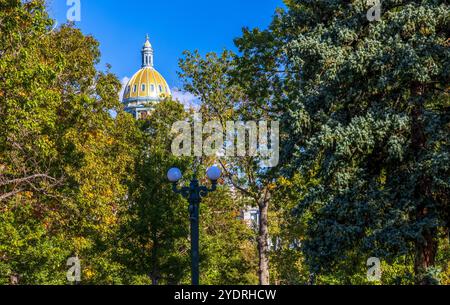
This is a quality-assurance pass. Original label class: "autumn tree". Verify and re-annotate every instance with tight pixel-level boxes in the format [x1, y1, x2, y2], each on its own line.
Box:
[0, 0, 140, 284]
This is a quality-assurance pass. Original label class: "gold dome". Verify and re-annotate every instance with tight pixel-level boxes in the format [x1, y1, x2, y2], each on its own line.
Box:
[122, 67, 171, 103]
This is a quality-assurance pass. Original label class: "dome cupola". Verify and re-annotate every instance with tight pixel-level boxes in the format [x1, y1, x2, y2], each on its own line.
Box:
[142, 34, 154, 68]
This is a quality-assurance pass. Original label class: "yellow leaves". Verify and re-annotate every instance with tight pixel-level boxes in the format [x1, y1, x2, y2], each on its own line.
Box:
[86, 192, 95, 200]
[84, 268, 95, 281]
[230, 210, 241, 218]
[441, 264, 450, 285]
[104, 215, 117, 227]
[36, 135, 56, 157]
[377, 167, 387, 187]
[276, 176, 292, 188]
[419, 26, 433, 36]
[73, 237, 92, 252]
[104, 188, 114, 198]
[268, 182, 277, 191]
[444, 38, 450, 48]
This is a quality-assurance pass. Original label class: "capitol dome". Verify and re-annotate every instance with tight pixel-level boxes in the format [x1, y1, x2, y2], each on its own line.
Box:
[122, 35, 171, 119]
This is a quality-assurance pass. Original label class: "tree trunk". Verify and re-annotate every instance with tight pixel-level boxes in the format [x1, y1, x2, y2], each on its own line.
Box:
[410, 85, 438, 284]
[414, 228, 438, 284]
[150, 232, 159, 285]
[257, 191, 270, 285]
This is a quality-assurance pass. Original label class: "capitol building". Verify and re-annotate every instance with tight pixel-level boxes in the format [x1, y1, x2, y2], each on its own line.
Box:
[122, 35, 171, 119]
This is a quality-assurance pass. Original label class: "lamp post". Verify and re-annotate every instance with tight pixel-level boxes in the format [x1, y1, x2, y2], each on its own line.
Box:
[167, 165, 222, 285]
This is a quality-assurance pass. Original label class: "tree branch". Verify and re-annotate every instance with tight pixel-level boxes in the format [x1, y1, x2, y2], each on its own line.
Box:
[0, 174, 57, 187]
[217, 159, 254, 198]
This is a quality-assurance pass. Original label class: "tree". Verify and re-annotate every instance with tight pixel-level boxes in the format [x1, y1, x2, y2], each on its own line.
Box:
[178, 50, 280, 285]
[116, 99, 191, 285]
[296, 0, 448, 284]
[200, 186, 259, 285]
[0, 2, 263, 285]
[117, 98, 259, 285]
[269, 173, 314, 285]
[0, 0, 140, 284]
[228, 0, 450, 284]
[234, 0, 449, 284]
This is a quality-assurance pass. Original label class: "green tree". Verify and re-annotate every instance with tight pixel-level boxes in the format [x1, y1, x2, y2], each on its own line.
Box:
[179, 50, 280, 285]
[116, 99, 191, 285]
[234, 0, 449, 284]
[117, 99, 259, 285]
[269, 174, 314, 285]
[200, 186, 259, 285]
[0, 0, 140, 284]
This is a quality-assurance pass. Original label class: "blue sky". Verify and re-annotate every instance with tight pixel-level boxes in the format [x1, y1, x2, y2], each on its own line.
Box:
[47, 0, 283, 97]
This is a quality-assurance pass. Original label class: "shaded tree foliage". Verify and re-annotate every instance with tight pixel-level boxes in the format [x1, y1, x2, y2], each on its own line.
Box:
[233, 0, 449, 284]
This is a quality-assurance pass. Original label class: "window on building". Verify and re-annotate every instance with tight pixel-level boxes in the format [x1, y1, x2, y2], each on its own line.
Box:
[250, 211, 258, 222]
[151, 84, 155, 92]
[133, 85, 137, 93]
[159, 85, 163, 93]
[250, 211, 259, 230]
[142, 84, 145, 91]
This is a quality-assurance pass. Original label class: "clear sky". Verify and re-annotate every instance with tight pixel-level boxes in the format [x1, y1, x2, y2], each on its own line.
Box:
[47, 0, 284, 94]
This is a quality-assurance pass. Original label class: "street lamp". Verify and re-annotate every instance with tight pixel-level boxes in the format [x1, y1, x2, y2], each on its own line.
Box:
[167, 165, 222, 285]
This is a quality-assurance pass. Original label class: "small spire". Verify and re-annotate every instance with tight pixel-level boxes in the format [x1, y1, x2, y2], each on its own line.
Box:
[146, 34, 149, 41]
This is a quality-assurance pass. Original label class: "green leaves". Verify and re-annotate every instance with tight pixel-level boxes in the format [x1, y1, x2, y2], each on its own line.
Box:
[282, 0, 449, 282]
[0, 1, 141, 284]
[233, 0, 449, 283]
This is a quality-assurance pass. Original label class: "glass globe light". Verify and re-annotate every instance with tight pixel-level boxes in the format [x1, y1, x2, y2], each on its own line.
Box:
[206, 166, 222, 181]
[167, 168, 182, 183]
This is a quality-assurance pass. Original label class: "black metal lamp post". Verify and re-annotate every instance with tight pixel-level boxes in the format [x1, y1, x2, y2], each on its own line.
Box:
[167, 165, 222, 285]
